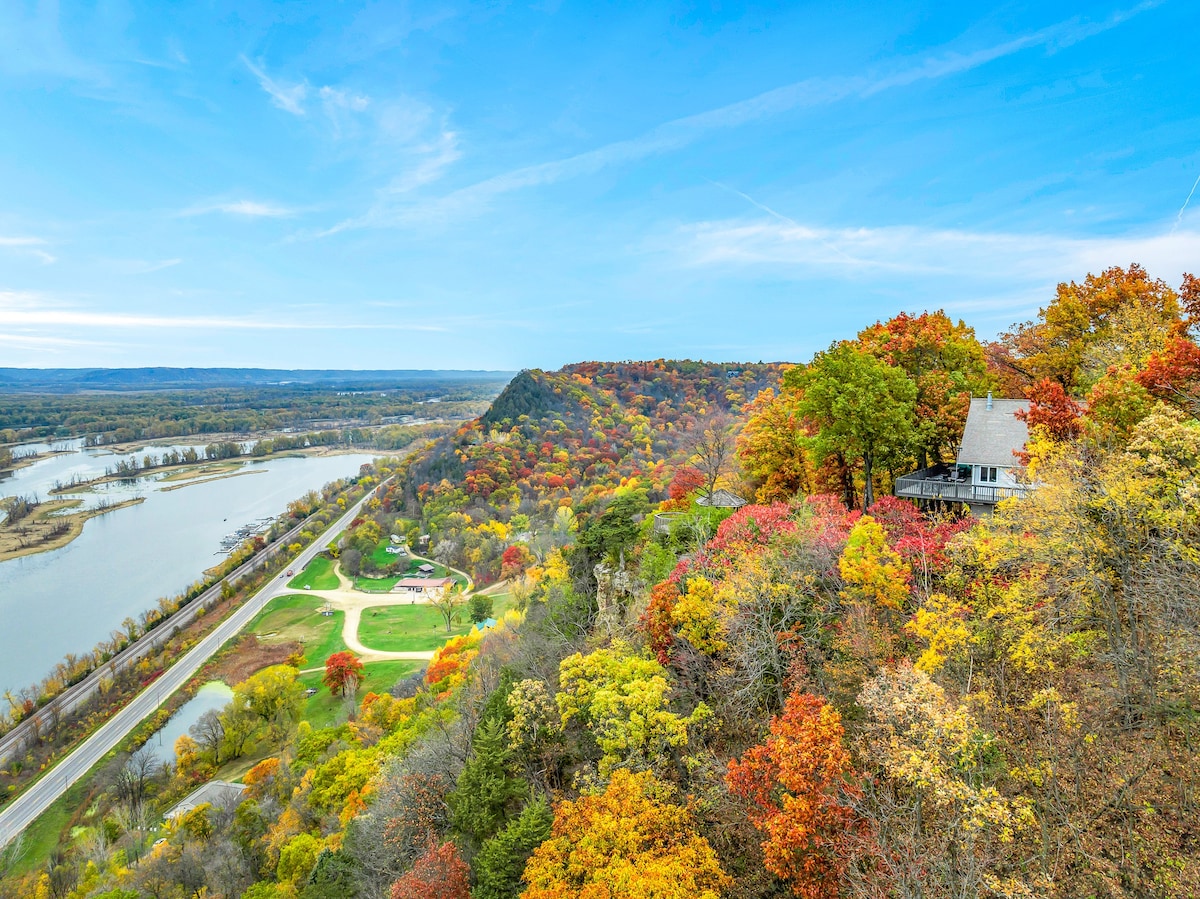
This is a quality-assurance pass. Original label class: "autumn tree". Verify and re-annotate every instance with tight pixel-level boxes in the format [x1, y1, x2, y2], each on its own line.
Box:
[1016, 378, 1083, 453]
[323, 651, 365, 698]
[557, 641, 710, 775]
[520, 769, 731, 899]
[231, 664, 306, 744]
[856, 664, 1034, 898]
[996, 264, 1181, 393]
[686, 410, 738, 499]
[726, 691, 864, 899]
[738, 385, 811, 502]
[390, 841, 470, 899]
[792, 342, 917, 509]
[1136, 334, 1200, 417]
[430, 582, 467, 634]
[667, 464, 706, 502]
[858, 310, 990, 468]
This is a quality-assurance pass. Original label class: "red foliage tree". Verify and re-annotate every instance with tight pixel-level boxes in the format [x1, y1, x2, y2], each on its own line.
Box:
[726, 692, 866, 899]
[867, 496, 971, 590]
[500, 544, 533, 580]
[323, 651, 364, 698]
[1136, 335, 1200, 412]
[390, 841, 470, 899]
[1015, 377, 1083, 456]
[668, 464, 705, 501]
[641, 580, 682, 665]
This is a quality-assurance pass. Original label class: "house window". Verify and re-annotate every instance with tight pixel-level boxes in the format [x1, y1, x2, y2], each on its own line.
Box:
[979, 466, 997, 483]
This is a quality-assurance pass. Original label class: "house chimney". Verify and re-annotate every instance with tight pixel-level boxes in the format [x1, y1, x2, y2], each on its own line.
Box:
[986, 391, 993, 411]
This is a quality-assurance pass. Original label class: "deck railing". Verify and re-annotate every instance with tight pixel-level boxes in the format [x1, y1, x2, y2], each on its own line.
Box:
[894, 467, 1028, 505]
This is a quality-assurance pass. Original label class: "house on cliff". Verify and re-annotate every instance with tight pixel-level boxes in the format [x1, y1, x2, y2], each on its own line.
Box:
[894, 394, 1030, 516]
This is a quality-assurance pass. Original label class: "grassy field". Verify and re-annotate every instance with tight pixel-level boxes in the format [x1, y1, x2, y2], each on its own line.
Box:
[354, 573, 403, 592]
[356, 604, 472, 652]
[355, 594, 513, 653]
[298, 661, 421, 729]
[249, 594, 347, 666]
[287, 555, 340, 591]
[368, 539, 407, 568]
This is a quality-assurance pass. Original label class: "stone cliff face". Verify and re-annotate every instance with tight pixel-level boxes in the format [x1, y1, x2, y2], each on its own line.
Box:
[593, 560, 639, 633]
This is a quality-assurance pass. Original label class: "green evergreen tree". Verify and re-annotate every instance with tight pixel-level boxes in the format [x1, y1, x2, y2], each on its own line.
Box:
[471, 797, 554, 899]
[447, 717, 525, 845]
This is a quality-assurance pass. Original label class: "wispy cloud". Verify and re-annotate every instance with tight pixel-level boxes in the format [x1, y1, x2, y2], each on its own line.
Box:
[672, 216, 1200, 304]
[242, 55, 308, 115]
[180, 200, 297, 218]
[326, 2, 1158, 233]
[0, 236, 55, 264]
[0, 332, 112, 350]
[0, 291, 446, 332]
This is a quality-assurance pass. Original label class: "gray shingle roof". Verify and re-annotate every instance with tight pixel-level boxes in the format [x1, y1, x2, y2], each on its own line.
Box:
[696, 489, 748, 509]
[956, 398, 1029, 468]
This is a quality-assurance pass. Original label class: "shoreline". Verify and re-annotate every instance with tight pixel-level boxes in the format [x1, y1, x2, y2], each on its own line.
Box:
[0, 449, 72, 478]
[46, 445, 379, 495]
[0, 497, 146, 564]
[158, 468, 268, 493]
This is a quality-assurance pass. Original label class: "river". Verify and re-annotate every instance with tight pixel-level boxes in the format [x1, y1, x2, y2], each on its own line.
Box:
[0, 446, 377, 696]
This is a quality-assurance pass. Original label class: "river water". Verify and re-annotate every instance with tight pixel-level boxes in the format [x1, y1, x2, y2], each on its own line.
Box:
[0, 446, 377, 695]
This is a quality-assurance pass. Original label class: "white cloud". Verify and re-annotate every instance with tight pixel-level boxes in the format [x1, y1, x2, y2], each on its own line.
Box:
[180, 200, 297, 218]
[0, 332, 111, 350]
[319, 85, 369, 112]
[241, 55, 308, 115]
[0, 236, 55, 264]
[0, 291, 447, 332]
[671, 216, 1200, 311]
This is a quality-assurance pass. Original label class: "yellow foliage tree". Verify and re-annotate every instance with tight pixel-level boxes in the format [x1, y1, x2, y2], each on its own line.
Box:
[839, 516, 911, 611]
[557, 641, 710, 775]
[521, 769, 731, 899]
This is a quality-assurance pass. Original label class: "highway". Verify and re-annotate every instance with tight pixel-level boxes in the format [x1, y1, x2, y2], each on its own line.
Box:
[0, 483, 383, 849]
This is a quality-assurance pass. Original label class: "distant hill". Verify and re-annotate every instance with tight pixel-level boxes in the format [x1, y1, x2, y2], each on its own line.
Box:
[0, 368, 515, 394]
[396, 359, 785, 540]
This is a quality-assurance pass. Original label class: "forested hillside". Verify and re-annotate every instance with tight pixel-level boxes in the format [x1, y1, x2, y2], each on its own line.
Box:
[5, 265, 1200, 899]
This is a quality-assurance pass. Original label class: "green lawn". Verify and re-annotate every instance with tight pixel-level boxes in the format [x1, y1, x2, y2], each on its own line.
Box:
[368, 538, 407, 568]
[287, 555, 340, 591]
[354, 574, 402, 593]
[355, 604, 471, 652]
[249, 594, 347, 666]
[298, 661, 421, 729]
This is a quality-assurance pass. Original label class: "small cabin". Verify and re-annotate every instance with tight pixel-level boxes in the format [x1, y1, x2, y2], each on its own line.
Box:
[894, 394, 1030, 515]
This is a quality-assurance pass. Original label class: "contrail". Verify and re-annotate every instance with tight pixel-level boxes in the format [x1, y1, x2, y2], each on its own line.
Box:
[706, 180, 861, 265]
[1174, 171, 1200, 232]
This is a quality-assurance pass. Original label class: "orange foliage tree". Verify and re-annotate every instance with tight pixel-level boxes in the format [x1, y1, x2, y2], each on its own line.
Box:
[521, 768, 731, 899]
[726, 692, 866, 899]
[323, 651, 365, 698]
[390, 840, 470, 899]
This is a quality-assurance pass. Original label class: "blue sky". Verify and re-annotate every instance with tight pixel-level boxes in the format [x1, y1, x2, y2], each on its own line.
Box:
[1, 0, 1198, 370]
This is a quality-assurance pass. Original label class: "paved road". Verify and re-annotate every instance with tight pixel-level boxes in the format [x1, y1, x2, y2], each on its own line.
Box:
[0, 485, 382, 849]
